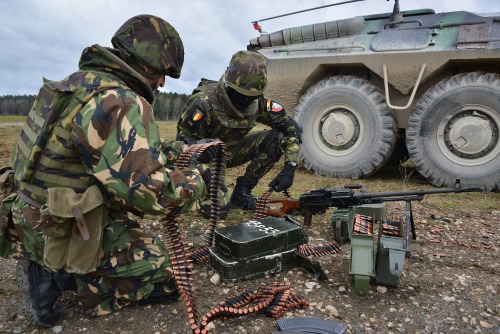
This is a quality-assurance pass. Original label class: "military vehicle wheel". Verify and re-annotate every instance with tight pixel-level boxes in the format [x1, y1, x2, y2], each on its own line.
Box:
[407, 72, 500, 191]
[293, 76, 397, 178]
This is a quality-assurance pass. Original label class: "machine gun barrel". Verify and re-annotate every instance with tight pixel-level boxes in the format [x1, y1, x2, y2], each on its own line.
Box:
[358, 185, 483, 200]
[297, 179, 482, 225]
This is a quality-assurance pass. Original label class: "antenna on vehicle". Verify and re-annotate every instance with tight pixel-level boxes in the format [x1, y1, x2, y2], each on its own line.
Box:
[387, 0, 404, 26]
[251, 0, 367, 33]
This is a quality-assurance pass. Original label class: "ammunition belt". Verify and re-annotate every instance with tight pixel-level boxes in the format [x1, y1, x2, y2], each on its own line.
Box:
[353, 214, 374, 235]
[296, 242, 342, 257]
[200, 282, 308, 330]
[163, 141, 226, 331]
[381, 221, 401, 237]
[253, 190, 272, 219]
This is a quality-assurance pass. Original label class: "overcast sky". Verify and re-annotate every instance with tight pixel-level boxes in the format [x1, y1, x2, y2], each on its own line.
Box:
[0, 0, 498, 96]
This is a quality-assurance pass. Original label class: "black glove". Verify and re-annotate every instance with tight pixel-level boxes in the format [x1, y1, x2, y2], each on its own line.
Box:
[268, 162, 297, 192]
[190, 139, 220, 164]
[197, 147, 220, 165]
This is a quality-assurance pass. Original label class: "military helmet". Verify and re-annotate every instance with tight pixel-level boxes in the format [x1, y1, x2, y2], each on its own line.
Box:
[112, 14, 184, 79]
[224, 51, 267, 96]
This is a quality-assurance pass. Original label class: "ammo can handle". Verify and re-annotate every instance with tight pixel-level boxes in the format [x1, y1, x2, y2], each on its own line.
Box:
[218, 243, 232, 257]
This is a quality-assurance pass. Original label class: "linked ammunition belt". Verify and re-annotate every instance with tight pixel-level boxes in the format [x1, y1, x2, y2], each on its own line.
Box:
[199, 282, 308, 329]
[163, 143, 308, 333]
[297, 243, 342, 257]
[254, 188, 291, 219]
[381, 221, 401, 237]
[353, 214, 374, 235]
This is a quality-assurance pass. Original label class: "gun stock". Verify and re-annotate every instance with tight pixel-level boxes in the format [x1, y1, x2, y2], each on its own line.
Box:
[264, 198, 300, 217]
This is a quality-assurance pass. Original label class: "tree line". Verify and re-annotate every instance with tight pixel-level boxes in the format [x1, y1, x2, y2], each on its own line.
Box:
[0, 92, 189, 121]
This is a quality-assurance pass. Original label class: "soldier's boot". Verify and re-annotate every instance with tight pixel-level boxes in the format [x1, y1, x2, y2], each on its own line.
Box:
[17, 259, 64, 327]
[137, 280, 180, 306]
[229, 176, 258, 210]
[52, 271, 77, 293]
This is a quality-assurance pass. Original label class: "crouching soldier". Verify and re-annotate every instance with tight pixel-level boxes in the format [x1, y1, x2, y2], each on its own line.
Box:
[176, 51, 302, 217]
[0, 15, 212, 326]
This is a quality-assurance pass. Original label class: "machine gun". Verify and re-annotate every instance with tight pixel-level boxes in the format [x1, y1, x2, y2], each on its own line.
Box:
[264, 179, 482, 226]
[262, 179, 483, 294]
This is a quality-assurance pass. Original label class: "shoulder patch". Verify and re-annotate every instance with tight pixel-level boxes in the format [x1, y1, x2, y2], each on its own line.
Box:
[267, 99, 284, 113]
[192, 110, 203, 121]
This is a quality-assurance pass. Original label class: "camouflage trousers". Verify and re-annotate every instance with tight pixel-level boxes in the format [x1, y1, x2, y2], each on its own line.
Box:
[6, 196, 175, 316]
[226, 129, 283, 181]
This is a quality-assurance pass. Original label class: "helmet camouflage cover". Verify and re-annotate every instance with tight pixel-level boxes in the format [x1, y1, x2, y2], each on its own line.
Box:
[112, 14, 184, 78]
[224, 51, 267, 96]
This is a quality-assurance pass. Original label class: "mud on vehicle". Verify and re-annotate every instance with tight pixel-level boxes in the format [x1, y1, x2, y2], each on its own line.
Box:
[248, 0, 500, 191]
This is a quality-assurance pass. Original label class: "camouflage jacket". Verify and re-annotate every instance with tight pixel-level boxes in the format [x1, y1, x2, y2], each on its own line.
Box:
[177, 78, 301, 163]
[10, 44, 204, 215]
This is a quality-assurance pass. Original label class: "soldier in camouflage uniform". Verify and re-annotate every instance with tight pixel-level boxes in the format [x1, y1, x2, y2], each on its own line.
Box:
[177, 51, 301, 214]
[3, 15, 212, 326]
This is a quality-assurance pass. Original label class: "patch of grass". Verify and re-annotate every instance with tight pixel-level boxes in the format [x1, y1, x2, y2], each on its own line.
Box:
[157, 121, 177, 141]
[0, 115, 26, 123]
[0, 126, 21, 167]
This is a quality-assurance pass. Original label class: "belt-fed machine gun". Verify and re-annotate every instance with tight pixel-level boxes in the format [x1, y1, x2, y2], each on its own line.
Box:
[265, 179, 482, 225]
[261, 179, 483, 294]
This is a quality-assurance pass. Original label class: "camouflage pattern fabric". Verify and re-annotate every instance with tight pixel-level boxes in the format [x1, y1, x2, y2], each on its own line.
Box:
[224, 51, 267, 97]
[225, 130, 284, 180]
[75, 215, 175, 315]
[177, 78, 300, 180]
[10, 199, 174, 315]
[0, 194, 23, 259]
[6, 43, 204, 314]
[112, 15, 184, 79]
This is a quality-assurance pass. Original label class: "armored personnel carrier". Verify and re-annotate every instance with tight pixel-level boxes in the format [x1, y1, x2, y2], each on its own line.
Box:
[248, 0, 500, 191]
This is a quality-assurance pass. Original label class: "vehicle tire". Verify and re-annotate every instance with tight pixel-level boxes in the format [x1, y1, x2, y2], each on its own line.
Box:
[406, 72, 500, 191]
[293, 76, 397, 179]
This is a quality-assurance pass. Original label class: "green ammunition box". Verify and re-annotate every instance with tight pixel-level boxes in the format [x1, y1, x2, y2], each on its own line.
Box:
[355, 203, 387, 222]
[349, 233, 375, 296]
[332, 203, 386, 242]
[209, 247, 297, 282]
[214, 217, 308, 261]
[375, 220, 406, 287]
[331, 208, 354, 242]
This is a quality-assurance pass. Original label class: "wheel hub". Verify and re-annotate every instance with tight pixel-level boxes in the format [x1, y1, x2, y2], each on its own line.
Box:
[321, 109, 360, 150]
[448, 116, 491, 154]
[438, 108, 499, 165]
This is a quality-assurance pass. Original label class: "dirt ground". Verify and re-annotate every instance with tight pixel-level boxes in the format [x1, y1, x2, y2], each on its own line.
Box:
[0, 199, 498, 334]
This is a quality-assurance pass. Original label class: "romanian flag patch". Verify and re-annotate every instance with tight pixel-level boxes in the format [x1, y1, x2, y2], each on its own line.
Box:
[267, 99, 284, 113]
[192, 110, 203, 121]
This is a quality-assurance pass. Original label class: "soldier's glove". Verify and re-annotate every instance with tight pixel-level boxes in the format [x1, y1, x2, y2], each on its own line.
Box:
[268, 161, 297, 192]
[188, 139, 220, 165]
[197, 140, 221, 164]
